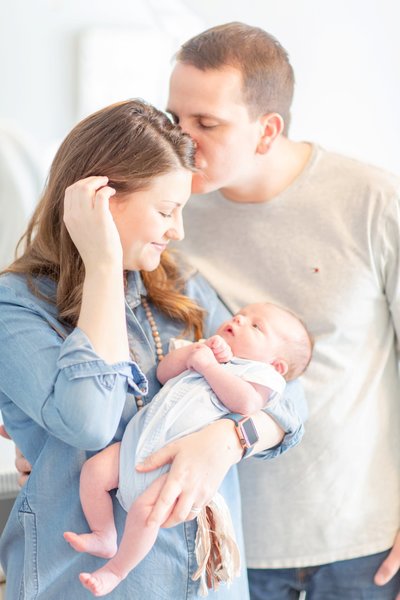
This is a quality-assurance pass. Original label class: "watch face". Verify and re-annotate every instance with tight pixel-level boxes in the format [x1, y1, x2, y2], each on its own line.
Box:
[241, 417, 259, 446]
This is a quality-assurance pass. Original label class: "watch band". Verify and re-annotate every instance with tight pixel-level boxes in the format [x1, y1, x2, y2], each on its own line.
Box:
[222, 413, 259, 458]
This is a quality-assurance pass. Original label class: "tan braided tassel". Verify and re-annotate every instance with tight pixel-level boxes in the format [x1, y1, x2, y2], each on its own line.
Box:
[192, 492, 241, 596]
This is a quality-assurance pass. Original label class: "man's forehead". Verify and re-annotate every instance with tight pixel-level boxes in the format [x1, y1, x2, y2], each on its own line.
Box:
[168, 63, 245, 110]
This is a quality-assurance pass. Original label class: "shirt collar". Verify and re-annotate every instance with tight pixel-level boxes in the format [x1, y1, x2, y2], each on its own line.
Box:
[125, 270, 147, 308]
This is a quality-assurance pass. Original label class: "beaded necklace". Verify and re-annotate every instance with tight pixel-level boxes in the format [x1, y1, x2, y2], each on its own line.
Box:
[132, 296, 164, 411]
[141, 297, 164, 363]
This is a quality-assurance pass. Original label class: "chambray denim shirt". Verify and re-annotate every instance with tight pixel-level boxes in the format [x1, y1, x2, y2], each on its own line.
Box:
[0, 270, 305, 600]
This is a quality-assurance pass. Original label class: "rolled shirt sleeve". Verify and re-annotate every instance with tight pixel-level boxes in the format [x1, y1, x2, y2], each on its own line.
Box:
[0, 287, 147, 451]
[43, 327, 148, 449]
[253, 379, 306, 460]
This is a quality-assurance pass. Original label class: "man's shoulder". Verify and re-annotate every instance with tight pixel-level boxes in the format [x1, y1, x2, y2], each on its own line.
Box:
[317, 145, 400, 194]
[186, 190, 221, 213]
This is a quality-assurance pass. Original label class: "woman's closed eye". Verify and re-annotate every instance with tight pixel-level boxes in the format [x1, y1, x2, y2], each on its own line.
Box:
[159, 212, 173, 218]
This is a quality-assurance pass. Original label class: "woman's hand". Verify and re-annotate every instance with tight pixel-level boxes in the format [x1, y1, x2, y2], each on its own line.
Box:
[64, 176, 129, 362]
[63, 176, 122, 270]
[136, 419, 243, 528]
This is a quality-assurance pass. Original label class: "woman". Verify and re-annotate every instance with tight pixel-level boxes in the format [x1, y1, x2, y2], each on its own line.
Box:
[0, 100, 303, 599]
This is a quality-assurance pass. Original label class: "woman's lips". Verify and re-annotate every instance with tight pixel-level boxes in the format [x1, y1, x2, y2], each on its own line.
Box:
[151, 242, 168, 252]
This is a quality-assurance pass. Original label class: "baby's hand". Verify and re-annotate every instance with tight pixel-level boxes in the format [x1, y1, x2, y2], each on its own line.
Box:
[186, 344, 218, 374]
[204, 335, 233, 363]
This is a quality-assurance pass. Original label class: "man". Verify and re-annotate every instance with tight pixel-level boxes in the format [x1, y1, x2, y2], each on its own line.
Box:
[167, 22, 400, 599]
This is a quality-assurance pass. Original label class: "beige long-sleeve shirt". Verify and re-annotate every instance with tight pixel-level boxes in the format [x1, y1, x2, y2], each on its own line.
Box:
[178, 144, 400, 567]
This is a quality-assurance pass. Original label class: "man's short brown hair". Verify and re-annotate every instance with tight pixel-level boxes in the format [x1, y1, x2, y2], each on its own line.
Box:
[176, 22, 295, 134]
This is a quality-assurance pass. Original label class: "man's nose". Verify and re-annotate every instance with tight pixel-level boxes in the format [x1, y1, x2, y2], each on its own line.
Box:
[178, 119, 198, 146]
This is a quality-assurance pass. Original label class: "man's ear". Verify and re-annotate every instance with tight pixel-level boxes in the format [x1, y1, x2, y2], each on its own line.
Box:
[271, 358, 289, 377]
[257, 113, 285, 154]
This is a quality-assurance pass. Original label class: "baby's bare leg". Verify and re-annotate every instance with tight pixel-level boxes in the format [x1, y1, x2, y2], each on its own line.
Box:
[64, 442, 120, 558]
[79, 473, 168, 597]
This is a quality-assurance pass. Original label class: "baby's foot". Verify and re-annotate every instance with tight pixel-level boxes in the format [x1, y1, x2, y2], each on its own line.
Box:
[79, 570, 123, 597]
[64, 531, 117, 558]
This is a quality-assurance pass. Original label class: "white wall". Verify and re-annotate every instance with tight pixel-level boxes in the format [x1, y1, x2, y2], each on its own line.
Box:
[0, 0, 204, 149]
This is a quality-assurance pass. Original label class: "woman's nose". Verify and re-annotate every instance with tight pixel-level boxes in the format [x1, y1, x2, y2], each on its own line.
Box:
[167, 216, 185, 242]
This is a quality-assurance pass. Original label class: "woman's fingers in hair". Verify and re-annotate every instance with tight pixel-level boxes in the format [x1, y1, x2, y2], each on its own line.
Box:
[67, 175, 109, 193]
[64, 176, 110, 212]
[93, 184, 116, 212]
[63, 175, 121, 267]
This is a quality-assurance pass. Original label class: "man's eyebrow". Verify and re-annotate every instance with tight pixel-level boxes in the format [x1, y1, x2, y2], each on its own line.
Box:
[166, 110, 227, 123]
[193, 112, 222, 119]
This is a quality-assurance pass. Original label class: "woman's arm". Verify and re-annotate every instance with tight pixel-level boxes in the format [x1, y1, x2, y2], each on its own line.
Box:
[64, 176, 129, 364]
[136, 414, 284, 528]
[0, 302, 144, 450]
[0, 177, 146, 450]
[239, 409, 284, 456]
[136, 419, 244, 527]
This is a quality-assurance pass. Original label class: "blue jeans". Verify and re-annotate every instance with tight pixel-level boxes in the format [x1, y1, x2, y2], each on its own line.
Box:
[248, 551, 400, 599]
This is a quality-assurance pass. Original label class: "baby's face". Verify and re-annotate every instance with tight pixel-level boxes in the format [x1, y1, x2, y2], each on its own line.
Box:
[216, 303, 290, 363]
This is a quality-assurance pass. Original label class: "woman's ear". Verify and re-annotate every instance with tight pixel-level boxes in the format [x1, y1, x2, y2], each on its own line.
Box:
[271, 358, 289, 377]
[257, 113, 285, 154]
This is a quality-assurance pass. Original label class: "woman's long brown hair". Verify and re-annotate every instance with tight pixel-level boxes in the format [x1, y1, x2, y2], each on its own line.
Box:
[5, 100, 205, 338]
